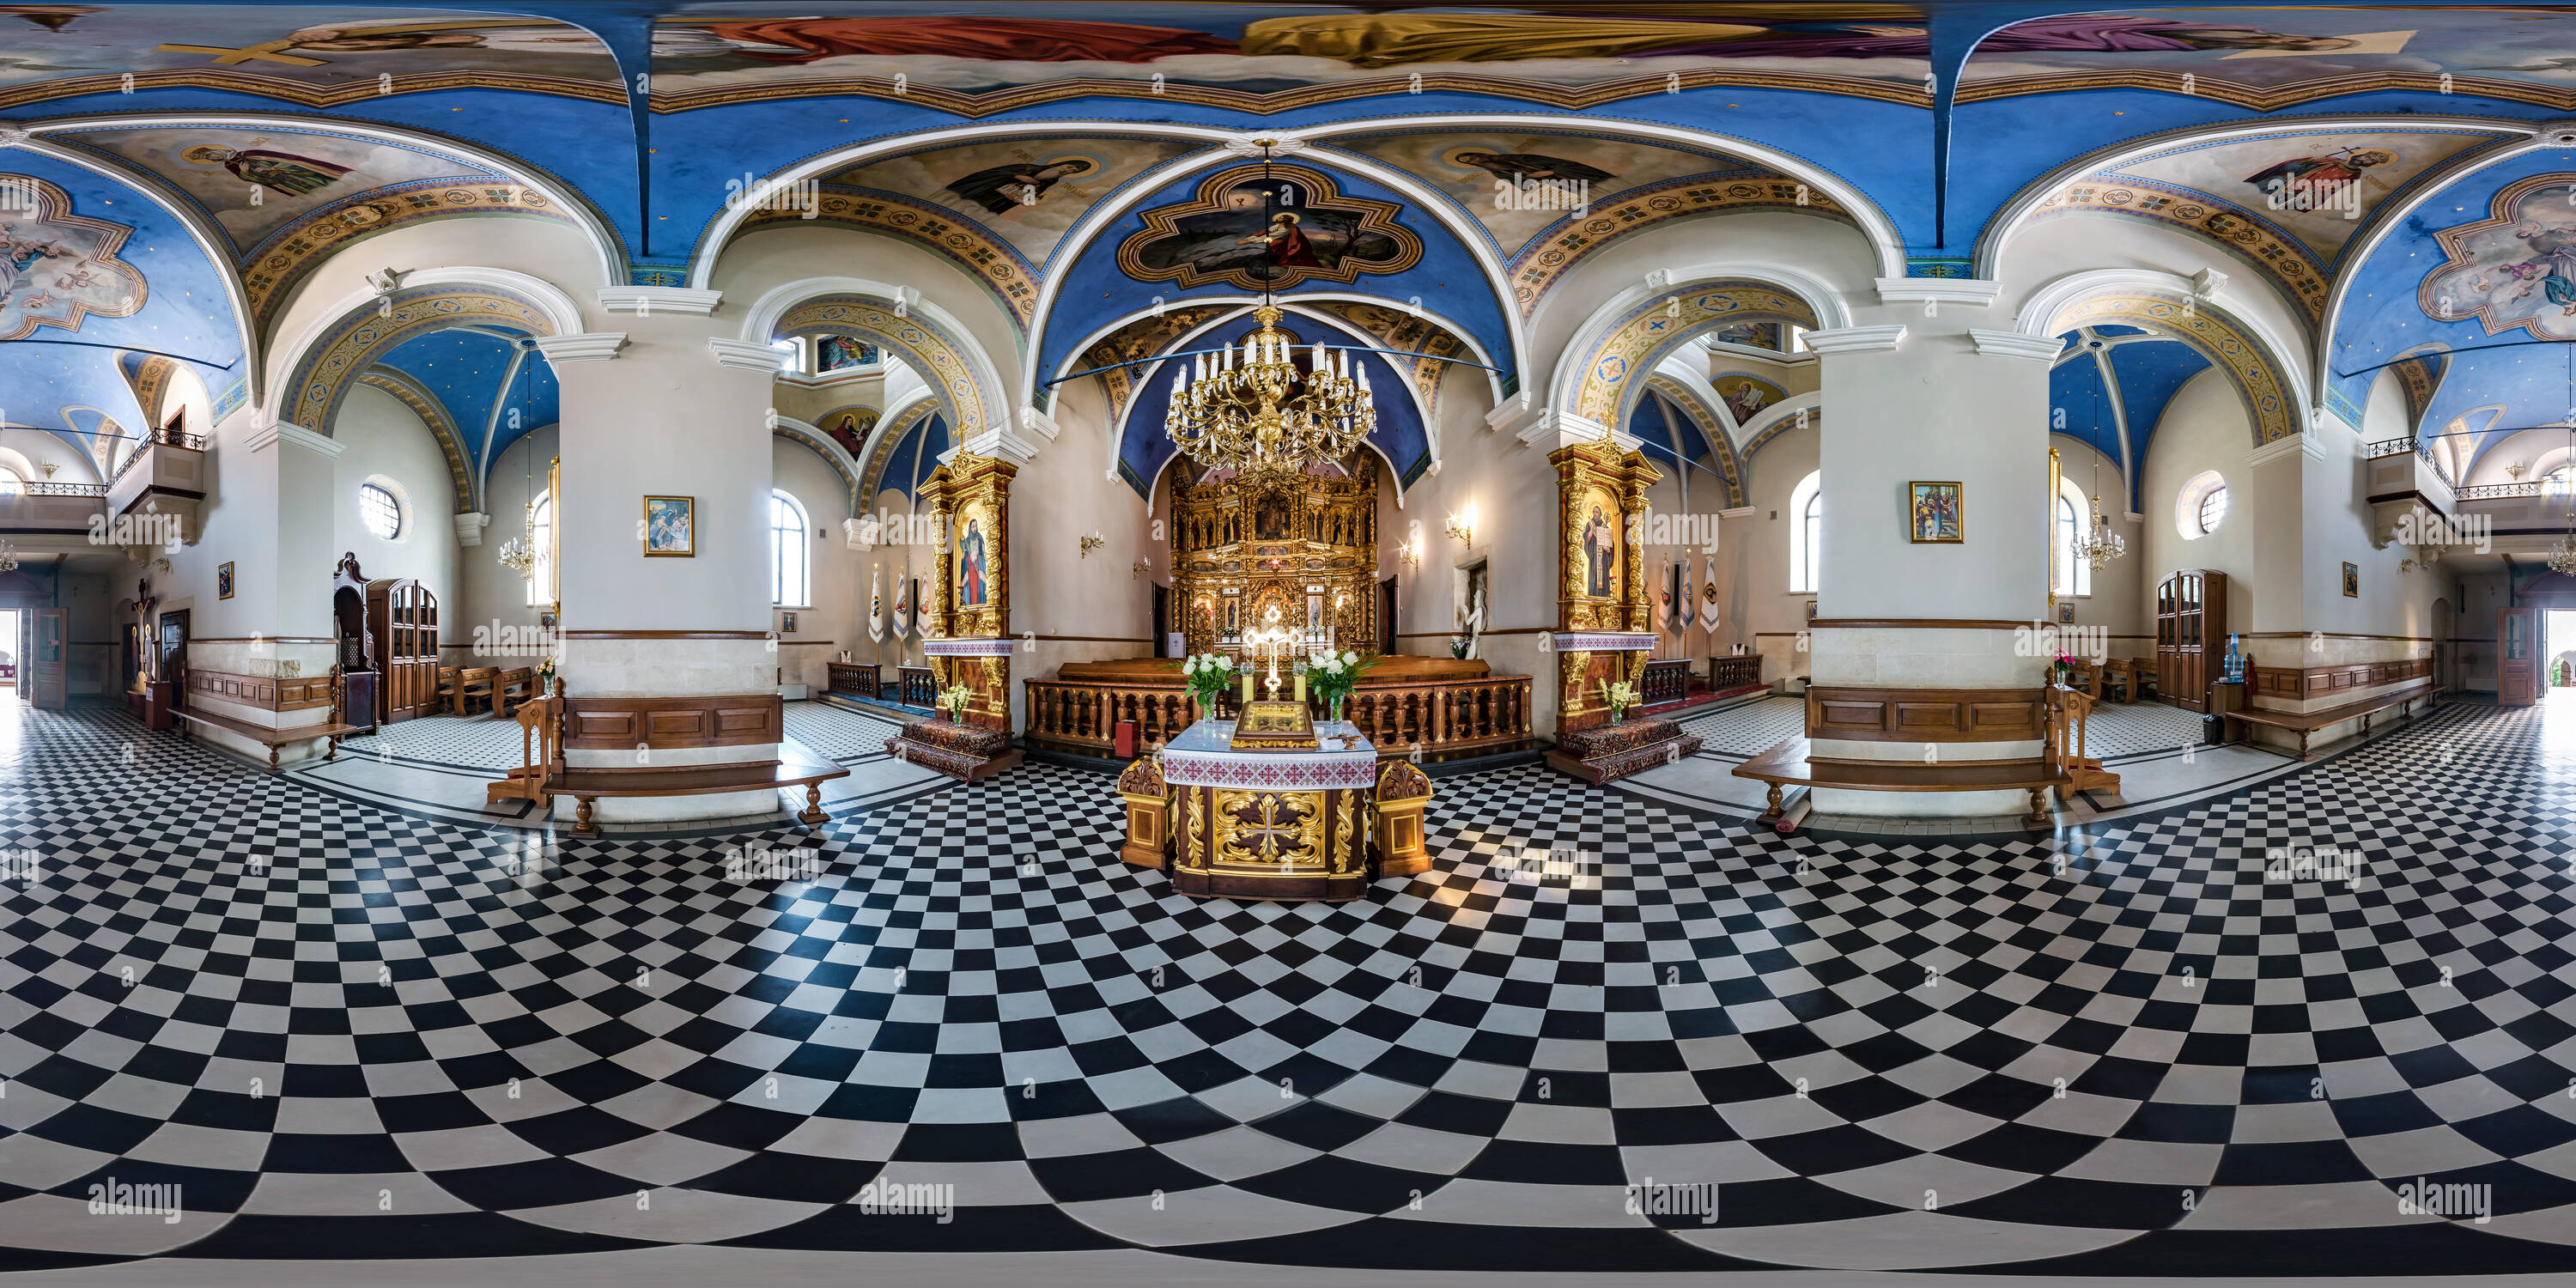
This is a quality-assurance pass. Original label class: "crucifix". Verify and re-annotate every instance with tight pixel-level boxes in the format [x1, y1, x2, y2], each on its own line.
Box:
[1243, 605, 1297, 703]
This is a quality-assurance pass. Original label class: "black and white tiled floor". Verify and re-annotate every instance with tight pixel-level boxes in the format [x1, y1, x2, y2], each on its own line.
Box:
[8, 695, 2576, 1276]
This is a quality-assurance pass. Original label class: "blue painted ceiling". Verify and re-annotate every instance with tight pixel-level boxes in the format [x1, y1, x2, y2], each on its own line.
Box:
[2051, 326, 2211, 510]
[371, 326, 558, 477]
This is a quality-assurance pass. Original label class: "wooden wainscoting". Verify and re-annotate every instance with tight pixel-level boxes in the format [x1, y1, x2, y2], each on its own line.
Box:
[186, 669, 336, 712]
[559, 693, 784, 750]
[2249, 657, 2433, 703]
[1806, 686, 2051, 743]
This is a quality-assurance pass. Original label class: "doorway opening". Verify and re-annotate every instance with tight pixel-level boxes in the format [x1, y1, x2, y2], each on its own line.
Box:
[0, 608, 15, 692]
[2549, 609, 2576, 691]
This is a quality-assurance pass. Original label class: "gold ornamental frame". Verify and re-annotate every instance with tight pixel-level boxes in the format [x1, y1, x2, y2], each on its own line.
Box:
[917, 451, 1017, 731]
[1549, 439, 1660, 726]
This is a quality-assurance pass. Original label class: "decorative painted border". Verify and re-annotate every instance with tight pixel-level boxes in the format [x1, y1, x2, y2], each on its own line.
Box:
[860, 399, 943, 501]
[742, 187, 1038, 329]
[1642, 373, 1747, 509]
[1115, 162, 1422, 293]
[775, 295, 998, 440]
[923, 636, 1012, 656]
[2029, 180, 2328, 322]
[647, 70, 1929, 118]
[1306, 299, 1471, 428]
[1554, 631, 1656, 652]
[2049, 292, 2298, 446]
[1163, 745, 1381, 791]
[1570, 282, 1819, 426]
[1505, 173, 1847, 317]
[283, 285, 556, 434]
[1073, 304, 1237, 425]
[243, 178, 568, 333]
[1743, 407, 1817, 459]
[0, 70, 623, 113]
[1959, 70, 2576, 114]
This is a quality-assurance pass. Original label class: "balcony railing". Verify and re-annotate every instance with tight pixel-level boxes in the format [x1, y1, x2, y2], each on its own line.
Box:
[2457, 483, 2545, 501]
[2365, 435, 2415, 459]
[108, 431, 205, 487]
[19, 482, 106, 497]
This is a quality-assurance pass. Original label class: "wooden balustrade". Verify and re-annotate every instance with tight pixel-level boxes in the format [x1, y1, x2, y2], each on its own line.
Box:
[1641, 659, 1690, 706]
[898, 665, 938, 708]
[1709, 653, 1761, 690]
[827, 661, 880, 702]
[1023, 673, 1533, 760]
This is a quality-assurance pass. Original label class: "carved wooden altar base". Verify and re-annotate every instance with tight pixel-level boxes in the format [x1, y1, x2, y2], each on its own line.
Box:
[887, 717, 1024, 783]
[1545, 718, 1703, 786]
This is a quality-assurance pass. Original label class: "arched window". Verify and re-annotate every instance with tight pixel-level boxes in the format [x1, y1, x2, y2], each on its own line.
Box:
[2055, 477, 2093, 598]
[1789, 471, 1821, 593]
[526, 490, 553, 606]
[770, 489, 810, 607]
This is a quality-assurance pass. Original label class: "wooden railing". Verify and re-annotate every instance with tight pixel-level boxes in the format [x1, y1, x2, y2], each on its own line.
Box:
[1642, 659, 1690, 706]
[1709, 653, 1761, 690]
[827, 661, 880, 701]
[898, 665, 937, 708]
[1024, 681, 1205, 753]
[2046, 684, 2117, 794]
[1024, 674, 1534, 759]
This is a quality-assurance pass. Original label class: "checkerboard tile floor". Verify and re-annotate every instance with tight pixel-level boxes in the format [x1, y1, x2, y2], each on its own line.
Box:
[339, 702, 910, 773]
[1681, 693, 2208, 763]
[4, 696, 2573, 1274]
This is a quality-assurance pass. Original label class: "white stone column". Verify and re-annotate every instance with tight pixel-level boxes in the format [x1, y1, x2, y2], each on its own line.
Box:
[1802, 301, 2059, 817]
[547, 321, 785, 823]
[177, 416, 343, 766]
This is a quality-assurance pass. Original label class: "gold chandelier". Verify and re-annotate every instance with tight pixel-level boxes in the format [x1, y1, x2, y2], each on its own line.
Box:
[1165, 305, 1376, 484]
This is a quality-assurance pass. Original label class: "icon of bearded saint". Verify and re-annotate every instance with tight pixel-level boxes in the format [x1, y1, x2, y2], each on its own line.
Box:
[179, 144, 349, 197]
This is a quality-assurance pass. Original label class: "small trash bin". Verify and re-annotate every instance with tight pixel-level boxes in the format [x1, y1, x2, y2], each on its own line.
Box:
[2202, 713, 2225, 745]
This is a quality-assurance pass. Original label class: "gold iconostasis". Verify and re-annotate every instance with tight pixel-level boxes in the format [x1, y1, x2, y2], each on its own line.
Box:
[1170, 455, 1382, 659]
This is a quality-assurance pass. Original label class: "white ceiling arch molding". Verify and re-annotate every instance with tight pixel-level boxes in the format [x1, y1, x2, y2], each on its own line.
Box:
[1291, 112, 1908, 283]
[0, 125, 262, 412]
[1049, 289, 1505, 416]
[15, 109, 629, 295]
[1544, 262, 1855, 440]
[841, 382, 943, 516]
[1971, 112, 2535, 288]
[1110, 298, 1439, 505]
[2013, 266, 2316, 447]
[770, 413, 866, 512]
[2312, 120, 2576, 407]
[1739, 391, 1821, 458]
[736, 276, 1012, 443]
[265, 265, 586, 423]
[1020, 131, 1525, 411]
[685, 119, 1228, 293]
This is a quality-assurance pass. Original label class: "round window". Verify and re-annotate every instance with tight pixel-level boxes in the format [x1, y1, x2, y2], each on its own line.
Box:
[359, 482, 403, 540]
[2175, 470, 2228, 539]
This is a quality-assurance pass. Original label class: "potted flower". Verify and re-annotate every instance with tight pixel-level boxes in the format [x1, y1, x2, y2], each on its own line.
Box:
[1309, 650, 1370, 723]
[935, 683, 974, 722]
[536, 656, 557, 696]
[1180, 652, 1236, 721]
[1449, 636, 1470, 660]
[1598, 678, 1640, 724]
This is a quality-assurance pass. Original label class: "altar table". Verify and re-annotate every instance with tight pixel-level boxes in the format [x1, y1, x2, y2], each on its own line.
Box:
[1157, 718, 1380, 902]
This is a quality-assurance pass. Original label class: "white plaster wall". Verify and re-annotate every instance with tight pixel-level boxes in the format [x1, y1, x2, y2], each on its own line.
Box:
[450, 424, 559, 669]
[331, 383, 458, 619]
[774, 436, 856, 689]
[2139, 370, 2257, 641]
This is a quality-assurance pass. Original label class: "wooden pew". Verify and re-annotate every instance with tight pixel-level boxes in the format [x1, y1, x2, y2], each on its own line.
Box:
[2220, 679, 2432, 761]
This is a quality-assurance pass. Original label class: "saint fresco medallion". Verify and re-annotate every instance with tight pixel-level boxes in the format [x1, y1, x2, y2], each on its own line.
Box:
[1117, 165, 1419, 292]
[0, 176, 145, 341]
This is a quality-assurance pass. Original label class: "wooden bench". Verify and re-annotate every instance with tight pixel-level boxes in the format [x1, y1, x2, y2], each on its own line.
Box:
[2220, 680, 2433, 761]
[173, 708, 364, 770]
[549, 743, 850, 835]
[1734, 735, 2067, 828]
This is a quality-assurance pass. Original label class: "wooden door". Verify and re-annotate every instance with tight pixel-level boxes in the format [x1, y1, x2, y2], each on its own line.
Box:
[1151, 584, 1169, 658]
[28, 608, 65, 708]
[2500, 606, 2540, 706]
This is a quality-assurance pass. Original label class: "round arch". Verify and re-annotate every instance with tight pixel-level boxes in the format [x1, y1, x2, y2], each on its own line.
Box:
[2015, 269, 2308, 449]
[772, 414, 865, 513]
[738, 277, 1007, 445]
[1554, 272, 1830, 434]
[273, 267, 579, 435]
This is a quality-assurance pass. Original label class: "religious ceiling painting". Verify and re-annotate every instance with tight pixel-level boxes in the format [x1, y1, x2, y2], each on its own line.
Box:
[647, 3, 1935, 112]
[819, 404, 879, 457]
[1706, 319, 1794, 353]
[1710, 372, 1787, 427]
[2094, 131, 2505, 263]
[817, 334, 879, 372]
[826, 137, 1202, 265]
[0, 7, 620, 109]
[0, 176, 145, 341]
[1963, 7, 2576, 109]
[1116, 164, 1419, 292]
[1332, 131, 1756, 258]
[2420, 174, 2576, 342]
[58, 125, 494, 251]
[1306, 299, 1475, 422]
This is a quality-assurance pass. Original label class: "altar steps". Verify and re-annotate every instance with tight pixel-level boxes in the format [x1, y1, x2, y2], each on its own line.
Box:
[885, 716, 1024, 783]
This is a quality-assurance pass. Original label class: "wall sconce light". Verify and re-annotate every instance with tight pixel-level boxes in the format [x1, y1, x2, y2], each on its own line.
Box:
[1078, 531, 1105, 558]
[2400, 556, 2427, 574]
[1397, 540, 1420, 569]
[1445, 509, 1473, 546]
[37, 461, 58, 478]
[1131, 560, 1151, 580]
[2509, 462, 2530, 481]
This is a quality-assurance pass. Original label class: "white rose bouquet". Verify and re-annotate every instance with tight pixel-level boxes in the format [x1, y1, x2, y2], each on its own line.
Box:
[1180, 652, 1236, 714]
[1308, 650, 1371, 720]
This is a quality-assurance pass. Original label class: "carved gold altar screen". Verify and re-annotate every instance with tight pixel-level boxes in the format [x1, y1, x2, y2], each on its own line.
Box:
[919, 451, 1016, 731]
[1170, 455, 1380, 657]
[1551, 439, 1659, 728]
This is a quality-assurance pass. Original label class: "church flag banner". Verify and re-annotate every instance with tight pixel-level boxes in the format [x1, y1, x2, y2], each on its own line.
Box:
[892, 577, 911, 639]
[912, 578, 930, 637]
[1677, 554, 1697, 630]
[869, 568, 886, 643]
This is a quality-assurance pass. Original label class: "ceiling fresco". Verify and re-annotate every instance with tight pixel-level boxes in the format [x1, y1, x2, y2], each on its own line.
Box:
[1962, 6, 2576, 108]
[0, 6, 621, 109]
[0, 174, 143, 339]
[646, 3, 1935, 112]
[2102, 130, 2504, 264]
[58, 124, 495, 251]
[823, 135, 1202, 265]
[2049, 324, 2212, 509]
[1328, 131, 1762, 259]
[1115, 162, 1421, 292]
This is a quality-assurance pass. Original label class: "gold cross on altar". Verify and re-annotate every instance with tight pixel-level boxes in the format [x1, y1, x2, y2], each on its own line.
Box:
[154, 40, 330, 67]
[1229, 793, 1309, 863]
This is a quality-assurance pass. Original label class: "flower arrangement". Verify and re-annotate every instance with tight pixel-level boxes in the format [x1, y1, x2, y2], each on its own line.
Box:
[2051, 653, 2078, 685]
[1180, 652, 1236, 715]
[1449, 636, 1470, 659]
[1308, 650, 1370, 721]
[536, 657, 556, 690]
[935, 683, 974, 720]
[1598, 678, 1640, 723]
